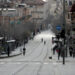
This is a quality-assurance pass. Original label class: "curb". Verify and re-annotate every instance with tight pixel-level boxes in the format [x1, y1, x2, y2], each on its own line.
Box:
[0, 53, 22, 59]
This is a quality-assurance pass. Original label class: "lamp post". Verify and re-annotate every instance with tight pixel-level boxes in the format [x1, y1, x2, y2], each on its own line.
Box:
[62, 0, 66, 65]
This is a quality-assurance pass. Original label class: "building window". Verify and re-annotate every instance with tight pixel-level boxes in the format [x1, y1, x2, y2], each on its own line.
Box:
[31, 11, 43, 14]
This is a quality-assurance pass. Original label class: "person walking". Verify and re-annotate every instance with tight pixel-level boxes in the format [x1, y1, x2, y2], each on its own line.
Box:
[41, 38, 43, 42]
[58, 41, 62, 60]
[23, 47, 26, 56]
[69, 48, 72, 57]
[7, 46, 10, 57]
[53, 44, 58, 55]
[44, 41, 46, 45]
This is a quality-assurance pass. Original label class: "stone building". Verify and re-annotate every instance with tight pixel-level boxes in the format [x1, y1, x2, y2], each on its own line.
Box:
[22, 0, 49, 30]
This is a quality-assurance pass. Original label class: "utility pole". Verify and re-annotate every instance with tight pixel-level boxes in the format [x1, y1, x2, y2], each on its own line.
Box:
[63, 0, 66, 65]
[13, 16, 16, 39]
[35, 5, 37, 33]
[9, 16, 10, 39]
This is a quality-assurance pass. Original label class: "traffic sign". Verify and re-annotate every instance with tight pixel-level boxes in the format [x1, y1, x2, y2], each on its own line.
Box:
[56, 25, 61, 31]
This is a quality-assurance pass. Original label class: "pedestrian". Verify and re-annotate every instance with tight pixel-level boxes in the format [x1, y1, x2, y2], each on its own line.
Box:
[69, 48, 72, 57]
[23, 47, 26, 56]
[7, 46, 10, 57]
[41, 38, 43, 42]
[44, 41, 46, 45]
[58, 41, 62, 60]
[53, 44, 58, 54]
[72, 50, 75, 58]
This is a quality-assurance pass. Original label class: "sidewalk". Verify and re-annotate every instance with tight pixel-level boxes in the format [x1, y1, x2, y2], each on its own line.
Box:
[52, 51, 75, 63]
[0, 46, 22, 59]
[0, 39, 33, 59]
[51, 53, 75, 75]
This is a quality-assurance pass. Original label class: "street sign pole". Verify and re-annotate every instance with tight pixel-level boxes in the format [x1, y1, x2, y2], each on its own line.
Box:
[63, 0, 66, 65]
[56, 25, 61, 31]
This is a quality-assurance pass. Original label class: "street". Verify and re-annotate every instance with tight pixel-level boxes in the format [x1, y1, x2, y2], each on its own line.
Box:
[0, 30, 75, 75]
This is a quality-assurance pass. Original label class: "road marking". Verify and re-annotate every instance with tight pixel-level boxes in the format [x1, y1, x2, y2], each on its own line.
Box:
[8, 62, 22, 64]
[44, 62, 49, 64]
[53, 62, 58, 65]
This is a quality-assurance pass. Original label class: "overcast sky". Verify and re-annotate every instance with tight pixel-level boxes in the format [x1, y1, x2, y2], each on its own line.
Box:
[43, 0, 46, 1]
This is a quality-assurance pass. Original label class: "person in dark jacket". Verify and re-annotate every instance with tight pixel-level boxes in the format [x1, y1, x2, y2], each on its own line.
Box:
[53, 44, 58, 54]
[41, 38, 43, 42]
[23, 47, 26, 56]
[7, 46, 10, 57]
[44, 41, 46, 45]
[69, 48, 73, 57]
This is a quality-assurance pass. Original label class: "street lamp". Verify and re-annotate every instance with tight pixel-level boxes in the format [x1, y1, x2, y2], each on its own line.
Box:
[56, 0, 66, 64]
[62, 0, 66, 65]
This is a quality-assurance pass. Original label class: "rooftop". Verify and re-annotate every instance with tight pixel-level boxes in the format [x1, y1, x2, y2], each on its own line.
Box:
[22, 0, 46, 5]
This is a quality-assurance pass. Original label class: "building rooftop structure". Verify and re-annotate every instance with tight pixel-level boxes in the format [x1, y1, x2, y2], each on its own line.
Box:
[22, 0, 46, 5]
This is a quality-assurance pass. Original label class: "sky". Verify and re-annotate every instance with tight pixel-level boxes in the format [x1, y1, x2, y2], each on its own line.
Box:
[43, 0, 47, 2]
